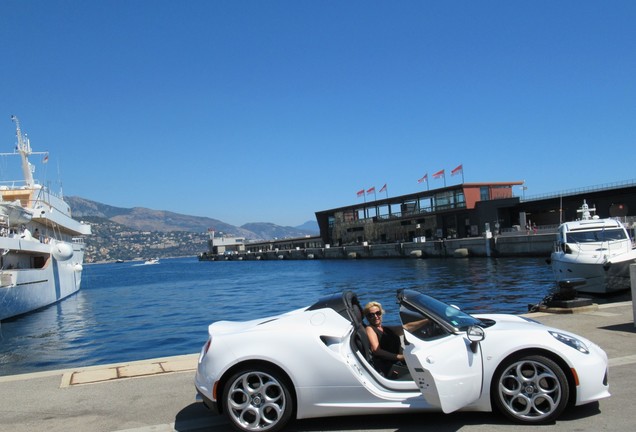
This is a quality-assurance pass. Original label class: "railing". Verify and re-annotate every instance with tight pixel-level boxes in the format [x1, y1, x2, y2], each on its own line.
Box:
[519, 178, 636, 202]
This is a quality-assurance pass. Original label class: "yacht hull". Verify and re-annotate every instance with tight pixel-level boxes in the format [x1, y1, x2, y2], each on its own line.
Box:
[0, 246, 85, 320]
[550, 252, 636, 294]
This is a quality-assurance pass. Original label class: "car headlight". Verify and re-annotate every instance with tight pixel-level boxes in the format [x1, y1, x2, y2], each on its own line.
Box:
[549, 330, 589, 354]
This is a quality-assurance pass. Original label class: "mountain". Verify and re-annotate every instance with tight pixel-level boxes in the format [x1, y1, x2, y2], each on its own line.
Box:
[294, 220, 319, 233]
[240, 222, 316, 240]
[66, 196, 318, 240]
[66, 196, 253, 237]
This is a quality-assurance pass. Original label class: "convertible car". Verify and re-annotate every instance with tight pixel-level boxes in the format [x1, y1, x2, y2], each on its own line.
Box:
[195, 289, 610, 432]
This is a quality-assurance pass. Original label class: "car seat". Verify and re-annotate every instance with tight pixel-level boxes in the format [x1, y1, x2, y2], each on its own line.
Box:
[343, 291, 374, 366]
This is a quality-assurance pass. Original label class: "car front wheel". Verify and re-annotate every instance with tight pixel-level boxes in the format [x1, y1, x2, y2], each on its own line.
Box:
[492, 354, 569, 424]
[222, 366, 294, 432]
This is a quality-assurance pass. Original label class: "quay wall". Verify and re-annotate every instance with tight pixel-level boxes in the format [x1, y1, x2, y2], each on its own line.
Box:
[200, 233, 556, 261]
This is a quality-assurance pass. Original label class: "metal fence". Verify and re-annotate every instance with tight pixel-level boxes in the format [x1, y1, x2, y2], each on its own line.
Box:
[519, 179, 636, 202]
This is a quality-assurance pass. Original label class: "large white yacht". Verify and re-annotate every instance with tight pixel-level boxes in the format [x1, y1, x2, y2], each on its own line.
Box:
[0, 116, 91, 321]
[549, 200, 636, 294]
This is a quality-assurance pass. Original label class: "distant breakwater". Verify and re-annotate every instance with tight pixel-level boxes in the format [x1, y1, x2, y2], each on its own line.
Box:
[199, 232, 555, 261]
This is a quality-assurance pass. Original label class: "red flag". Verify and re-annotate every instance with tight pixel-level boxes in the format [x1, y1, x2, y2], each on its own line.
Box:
[378, 183, 387, 193]
[42, 154, 49, 164]
[366, 186, 375, 194]
[417, 174, 428, 183]
[451, 164, 463, 176]
[356, 189, 365, 197]
[433, 169, 445, 179]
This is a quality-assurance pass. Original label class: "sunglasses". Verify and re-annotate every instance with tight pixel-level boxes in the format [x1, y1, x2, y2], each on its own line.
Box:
[367, 311, 382, 318]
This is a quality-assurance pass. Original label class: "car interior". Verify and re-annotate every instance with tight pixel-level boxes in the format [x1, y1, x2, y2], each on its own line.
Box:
[342, 291, 418, 391]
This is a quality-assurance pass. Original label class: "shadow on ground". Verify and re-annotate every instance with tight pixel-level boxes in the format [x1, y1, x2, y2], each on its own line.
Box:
[174, 401, 601, 432]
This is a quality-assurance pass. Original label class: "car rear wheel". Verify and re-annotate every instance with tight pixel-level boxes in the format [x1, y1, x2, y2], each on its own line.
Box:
[222, 366, 294, 432]
[492, 354, 569, 424]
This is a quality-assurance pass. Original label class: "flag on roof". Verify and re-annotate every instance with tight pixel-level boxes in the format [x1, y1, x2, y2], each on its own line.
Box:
[433, 169, 445, 179]
[417, 174, 428, 183]
[366, 186, 375, 194]
[379, 183, 387, 193]
[451, 164, 463, 176]
[356, 189, 365, 197]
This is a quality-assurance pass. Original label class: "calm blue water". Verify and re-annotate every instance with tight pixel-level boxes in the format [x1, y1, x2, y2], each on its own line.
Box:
[0, 256, 556, 377]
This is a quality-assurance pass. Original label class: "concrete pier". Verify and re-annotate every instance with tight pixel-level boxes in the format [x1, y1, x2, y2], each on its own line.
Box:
[200, 233, 555, 261]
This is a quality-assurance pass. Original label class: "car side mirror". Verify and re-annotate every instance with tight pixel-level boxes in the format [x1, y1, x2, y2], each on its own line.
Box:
[467, 325, 485, 353]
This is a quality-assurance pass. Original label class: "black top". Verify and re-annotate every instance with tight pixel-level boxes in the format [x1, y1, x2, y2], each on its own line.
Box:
[369, 326, 402, 376]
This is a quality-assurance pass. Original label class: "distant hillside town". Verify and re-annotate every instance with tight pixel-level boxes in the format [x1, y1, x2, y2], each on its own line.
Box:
[66, 197, 318, 263]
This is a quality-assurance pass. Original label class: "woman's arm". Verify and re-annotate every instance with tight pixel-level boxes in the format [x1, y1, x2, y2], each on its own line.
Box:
[366, 326, 380, 352]
[403, 318, 430, 333]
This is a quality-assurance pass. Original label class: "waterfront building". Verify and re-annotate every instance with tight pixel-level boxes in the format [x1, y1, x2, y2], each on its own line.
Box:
[315, 182, 524, 247]
[204, 230, 246, 255]
[202, 179, 636, 259]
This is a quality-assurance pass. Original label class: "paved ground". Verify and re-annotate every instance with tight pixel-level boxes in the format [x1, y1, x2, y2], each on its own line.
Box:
[0, 301, 634, 432]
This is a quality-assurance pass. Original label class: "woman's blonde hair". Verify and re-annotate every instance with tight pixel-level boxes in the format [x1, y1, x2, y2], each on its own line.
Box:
[363, 301, 385, 316]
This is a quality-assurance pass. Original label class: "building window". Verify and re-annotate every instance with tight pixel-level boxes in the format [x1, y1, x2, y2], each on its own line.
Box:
[480, 187, 489, 201]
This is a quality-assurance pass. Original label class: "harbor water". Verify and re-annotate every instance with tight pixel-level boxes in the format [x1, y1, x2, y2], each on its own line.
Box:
[1, 256, 561, 376]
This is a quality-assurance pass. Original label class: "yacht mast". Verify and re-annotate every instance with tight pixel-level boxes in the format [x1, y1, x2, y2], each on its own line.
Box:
[11, 115, 35, 188]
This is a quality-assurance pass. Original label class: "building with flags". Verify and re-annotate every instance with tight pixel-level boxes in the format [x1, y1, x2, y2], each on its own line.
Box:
[315, 178, 636, 249]
[316, 181, 526, 246]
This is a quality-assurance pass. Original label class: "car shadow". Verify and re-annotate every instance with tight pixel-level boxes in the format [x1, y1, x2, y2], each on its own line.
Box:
[174, 401, 602, 432]
[599, 322, 636, 334]
[174, 403, 232, 431]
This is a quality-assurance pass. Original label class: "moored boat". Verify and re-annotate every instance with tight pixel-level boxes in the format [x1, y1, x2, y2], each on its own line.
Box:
[549, 200, 636, 294]
[0, 116, 91, 321]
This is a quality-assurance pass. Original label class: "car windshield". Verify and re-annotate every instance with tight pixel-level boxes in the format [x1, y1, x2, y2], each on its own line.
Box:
[403, 291, 481, 330]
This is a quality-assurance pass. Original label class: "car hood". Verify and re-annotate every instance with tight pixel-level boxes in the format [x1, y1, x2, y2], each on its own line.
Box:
[474, 313, 547, 332]
[475, 313, 533, 323]
[474, 313, 595, 343]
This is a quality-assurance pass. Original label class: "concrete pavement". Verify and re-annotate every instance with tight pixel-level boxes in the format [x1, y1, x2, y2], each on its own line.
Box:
[0, 301, 634, 432]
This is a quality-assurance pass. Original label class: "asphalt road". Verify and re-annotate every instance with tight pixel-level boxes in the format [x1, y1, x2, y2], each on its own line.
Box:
[1, 301, 634, 432]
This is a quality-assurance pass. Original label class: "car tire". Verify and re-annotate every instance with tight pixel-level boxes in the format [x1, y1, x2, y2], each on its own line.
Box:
[222, 366, 294, 432]
[492, 354, 569, 424]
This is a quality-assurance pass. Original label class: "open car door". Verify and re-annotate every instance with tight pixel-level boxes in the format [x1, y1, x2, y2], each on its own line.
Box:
[401, 312, 484, 413]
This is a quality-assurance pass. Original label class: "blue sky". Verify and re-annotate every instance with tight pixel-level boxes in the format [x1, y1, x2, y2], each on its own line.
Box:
[1, 1, 635, 227]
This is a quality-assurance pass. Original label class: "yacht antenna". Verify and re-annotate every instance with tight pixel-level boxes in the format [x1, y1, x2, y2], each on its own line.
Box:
[57, 160, 64, 198]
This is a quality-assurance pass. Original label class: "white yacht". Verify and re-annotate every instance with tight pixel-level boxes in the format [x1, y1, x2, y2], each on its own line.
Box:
[549, 200, 636, 294]
[0, 116, 91, 321]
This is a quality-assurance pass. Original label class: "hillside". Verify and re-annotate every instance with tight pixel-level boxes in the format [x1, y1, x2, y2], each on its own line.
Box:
[65, 196, 319, 262]
[66, 196, 257, 238]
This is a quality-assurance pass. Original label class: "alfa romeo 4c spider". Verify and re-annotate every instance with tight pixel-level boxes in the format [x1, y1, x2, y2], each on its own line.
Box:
[195, 289, 610, 432]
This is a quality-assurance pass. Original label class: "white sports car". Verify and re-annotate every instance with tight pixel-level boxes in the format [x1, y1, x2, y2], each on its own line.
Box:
[195, 289, 610, 432]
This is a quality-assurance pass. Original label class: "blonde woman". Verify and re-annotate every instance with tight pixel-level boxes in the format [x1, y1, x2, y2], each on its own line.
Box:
[363, 301, 404, 377]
